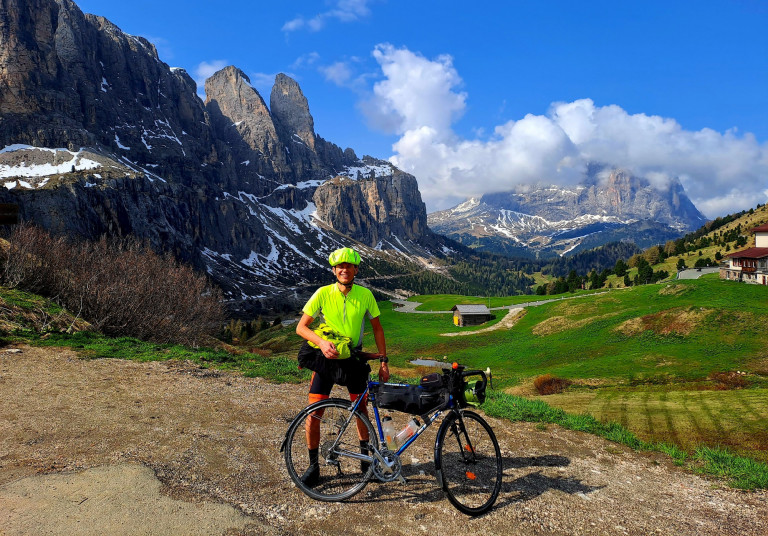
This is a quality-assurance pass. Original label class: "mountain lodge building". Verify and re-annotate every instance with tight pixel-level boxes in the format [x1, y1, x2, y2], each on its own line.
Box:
[451, 304, 492, 326]
[720, 223, 768, 285]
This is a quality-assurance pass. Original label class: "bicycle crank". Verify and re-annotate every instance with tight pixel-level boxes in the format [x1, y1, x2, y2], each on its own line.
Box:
[371, 448, 405, 483]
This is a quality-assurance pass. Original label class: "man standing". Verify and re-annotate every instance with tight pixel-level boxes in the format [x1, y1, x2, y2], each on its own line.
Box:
[295, 247, 389, 485]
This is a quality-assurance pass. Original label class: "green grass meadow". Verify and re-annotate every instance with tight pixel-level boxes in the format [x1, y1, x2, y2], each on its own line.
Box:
[407, 290, 602, 311]
[371, 278, 768, 466]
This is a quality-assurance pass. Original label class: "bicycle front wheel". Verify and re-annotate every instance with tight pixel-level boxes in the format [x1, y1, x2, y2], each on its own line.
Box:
[435, 410, 502, 515]
[284, 398, 377, 502]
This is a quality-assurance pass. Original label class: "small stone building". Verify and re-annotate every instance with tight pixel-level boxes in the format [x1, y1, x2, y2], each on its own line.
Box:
[451, 304, 492, 326]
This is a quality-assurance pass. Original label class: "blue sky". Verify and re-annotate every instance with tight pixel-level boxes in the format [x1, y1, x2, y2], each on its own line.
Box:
[74, 0, 768, 217]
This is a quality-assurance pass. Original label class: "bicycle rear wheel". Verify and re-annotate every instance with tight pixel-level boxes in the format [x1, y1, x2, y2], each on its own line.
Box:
[284, 398, 377, 501]
[435, 410, 502, 515]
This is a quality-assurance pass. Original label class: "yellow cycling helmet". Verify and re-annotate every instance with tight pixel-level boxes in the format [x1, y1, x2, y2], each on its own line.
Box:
[328, 247, 361, 267]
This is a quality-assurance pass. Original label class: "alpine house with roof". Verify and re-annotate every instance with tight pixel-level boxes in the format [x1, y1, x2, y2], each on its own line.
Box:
[720, 223, 768, 285]
[451, 304, 493, 326]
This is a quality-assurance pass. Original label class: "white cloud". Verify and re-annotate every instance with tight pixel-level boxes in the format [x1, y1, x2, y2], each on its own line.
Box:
[282, 17, 306, 32]
[320, 61, 354, 86]
[282, 0, 371, 33]
[361, 45, 768, 217]
[363, 44, 466, 137]
[291, 52, 321, 70]
[194, 60, 229, 98]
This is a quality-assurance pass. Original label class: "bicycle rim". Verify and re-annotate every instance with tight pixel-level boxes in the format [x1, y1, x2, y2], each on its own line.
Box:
[436, 410, 502, 515]
[284, 399, 376, 502]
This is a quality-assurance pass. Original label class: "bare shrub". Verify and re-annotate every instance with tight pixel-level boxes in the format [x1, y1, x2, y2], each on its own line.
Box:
[0, 224, 71, 295]
[709, 371, 749, 391]
[533, 374, 572, 395]
[0, 224, 224, 346]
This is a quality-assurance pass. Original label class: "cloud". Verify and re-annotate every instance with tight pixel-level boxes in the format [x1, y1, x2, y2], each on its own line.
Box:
[291, 52, 321, 70]
[193, 60, 229, 98]
[282, 0, 372, 33]
[361, 45, 768, 217]
[320, 61, 354, 86]
[363, 44, 466, 136]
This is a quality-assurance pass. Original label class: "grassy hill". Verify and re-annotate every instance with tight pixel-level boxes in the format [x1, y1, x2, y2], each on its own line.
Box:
[370, 277, 768, 463]
[648, 203, 767, 276]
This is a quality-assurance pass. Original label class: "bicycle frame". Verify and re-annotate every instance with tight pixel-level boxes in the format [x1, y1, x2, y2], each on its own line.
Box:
[286, 364, 488, 474]
[322, 377, 457, 469]
[368, 379, 448, 454]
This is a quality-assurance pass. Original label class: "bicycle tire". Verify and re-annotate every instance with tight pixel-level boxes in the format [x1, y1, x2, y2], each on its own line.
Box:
[434, 409, 502, 515]
[284, 398, 377, 502]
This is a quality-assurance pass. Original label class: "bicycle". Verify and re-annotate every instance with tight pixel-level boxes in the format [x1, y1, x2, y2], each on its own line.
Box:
[281, 358, 502, 516]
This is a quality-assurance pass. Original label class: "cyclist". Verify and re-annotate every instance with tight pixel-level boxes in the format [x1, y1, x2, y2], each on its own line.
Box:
[295, 247, 389, 486]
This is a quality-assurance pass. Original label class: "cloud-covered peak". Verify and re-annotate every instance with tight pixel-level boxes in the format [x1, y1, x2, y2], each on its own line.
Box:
[360, 45, 768, 218]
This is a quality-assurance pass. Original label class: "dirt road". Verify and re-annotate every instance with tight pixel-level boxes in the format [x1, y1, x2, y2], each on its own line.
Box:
[1, 345, 766, 535]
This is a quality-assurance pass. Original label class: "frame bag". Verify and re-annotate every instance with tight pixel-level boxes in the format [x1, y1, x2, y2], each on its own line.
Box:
[375, 383, 447, 416]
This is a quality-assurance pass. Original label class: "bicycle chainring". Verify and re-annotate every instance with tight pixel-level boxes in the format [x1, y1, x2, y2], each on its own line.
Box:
[372, 448, 402, 482]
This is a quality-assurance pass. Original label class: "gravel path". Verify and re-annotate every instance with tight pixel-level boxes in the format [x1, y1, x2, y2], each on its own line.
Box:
[1, 345, 766, 536]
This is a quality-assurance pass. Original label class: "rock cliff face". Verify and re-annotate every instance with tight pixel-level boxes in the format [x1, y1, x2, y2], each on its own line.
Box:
[0, 0, 444, 314]
[429, 167, 708, 258]
[313, 161, 430, 249]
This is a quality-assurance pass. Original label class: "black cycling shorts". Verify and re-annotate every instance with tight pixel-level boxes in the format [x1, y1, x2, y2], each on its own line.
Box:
[309, 369, 368, 396]
[297, 341, 370, 393]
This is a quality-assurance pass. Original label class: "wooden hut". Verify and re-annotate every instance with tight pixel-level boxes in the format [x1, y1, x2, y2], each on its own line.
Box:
[451, 304, 492, 327]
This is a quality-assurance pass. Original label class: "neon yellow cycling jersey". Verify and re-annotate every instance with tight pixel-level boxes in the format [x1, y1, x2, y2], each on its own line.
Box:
[302, 283, 380, 348]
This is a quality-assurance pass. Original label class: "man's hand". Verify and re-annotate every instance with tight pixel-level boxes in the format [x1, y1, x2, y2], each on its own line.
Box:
[319, 340, 339, 359]
[378, 361, 390, 382]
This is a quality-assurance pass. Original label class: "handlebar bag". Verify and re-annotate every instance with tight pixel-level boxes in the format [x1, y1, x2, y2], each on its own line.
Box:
[419, 372, 444, 391]
[442, 371, 486, 408]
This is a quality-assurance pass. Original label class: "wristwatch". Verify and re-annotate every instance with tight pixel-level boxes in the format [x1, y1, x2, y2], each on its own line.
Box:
[379, 356, 388, 363]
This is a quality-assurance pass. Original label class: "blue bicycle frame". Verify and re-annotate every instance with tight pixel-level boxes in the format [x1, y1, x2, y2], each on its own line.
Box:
[352, 378, 455, 456]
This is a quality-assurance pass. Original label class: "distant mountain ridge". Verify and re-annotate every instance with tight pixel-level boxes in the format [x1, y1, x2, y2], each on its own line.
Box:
[0, 0, 454, 314]
[428, 167, 708, 258]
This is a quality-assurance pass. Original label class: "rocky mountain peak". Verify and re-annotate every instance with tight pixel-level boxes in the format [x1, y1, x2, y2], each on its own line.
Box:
[203, 66, 293, 188]
[205, 66, 281, 157]
[0, 0, 448, 314]
[429, 167, 708, 258]
[270, 73, 316, 151]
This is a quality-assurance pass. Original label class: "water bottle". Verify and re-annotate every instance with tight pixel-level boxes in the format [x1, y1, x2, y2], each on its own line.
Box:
[382, 415, 397, 450]
[395, 418, 420, 446]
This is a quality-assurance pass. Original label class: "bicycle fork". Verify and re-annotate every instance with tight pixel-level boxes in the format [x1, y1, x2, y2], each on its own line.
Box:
[435, 413, 477, 488]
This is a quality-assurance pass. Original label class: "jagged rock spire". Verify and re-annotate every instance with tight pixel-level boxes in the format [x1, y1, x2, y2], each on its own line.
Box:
[270, 73, 316, 151]
[205, 66, 284, 161]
